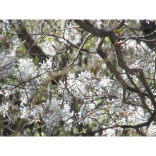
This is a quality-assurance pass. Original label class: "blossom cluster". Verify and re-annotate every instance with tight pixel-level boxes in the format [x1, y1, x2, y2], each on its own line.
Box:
[0, 20, 156, 136]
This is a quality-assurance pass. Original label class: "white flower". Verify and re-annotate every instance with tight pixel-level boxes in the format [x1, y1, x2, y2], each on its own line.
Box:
[20, 106, 30, 119]
[0, 102, 9, 117]
[15, 58, 38, 81]
[42, 41, 56, 56]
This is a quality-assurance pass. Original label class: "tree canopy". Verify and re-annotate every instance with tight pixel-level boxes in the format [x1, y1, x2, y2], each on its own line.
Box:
[0, 19, 156, 136]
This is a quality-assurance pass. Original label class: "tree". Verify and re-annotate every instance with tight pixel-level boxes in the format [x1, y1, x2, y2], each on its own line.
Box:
[0, 19, 156, 136]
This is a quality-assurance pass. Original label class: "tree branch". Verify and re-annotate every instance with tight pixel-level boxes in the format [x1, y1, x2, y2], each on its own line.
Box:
[111, 20, 125, 31]
[74, 20, 114, 37]
[10, 20, 48, 63]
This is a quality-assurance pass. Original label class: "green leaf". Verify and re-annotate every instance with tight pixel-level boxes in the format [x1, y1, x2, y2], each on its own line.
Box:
[91, 68, 96, 76]
[82, 129, 87, 133]
[63, 130, 68, 136]
[105, 37, 110, 43]
[34, 131, 40, 136]
[73, 128, 79, 134]
[34, 56, 39, 66]
[41, 132, 47, 136]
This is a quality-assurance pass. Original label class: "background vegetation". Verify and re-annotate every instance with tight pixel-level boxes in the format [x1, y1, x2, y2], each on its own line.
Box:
[0, 19, 156, 136]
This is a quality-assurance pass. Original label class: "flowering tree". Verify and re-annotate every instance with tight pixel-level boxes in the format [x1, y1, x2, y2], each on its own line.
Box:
[0, 19, 156, 136]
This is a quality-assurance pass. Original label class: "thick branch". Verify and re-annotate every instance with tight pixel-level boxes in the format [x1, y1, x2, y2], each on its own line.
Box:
[97, 49, 154, 98]
[127, 74, 152, 114]
[90, 112, 156, 135]
[109, 33, 156, 109]
[74, 20, 114, 37]
[10, 20, 48, 63]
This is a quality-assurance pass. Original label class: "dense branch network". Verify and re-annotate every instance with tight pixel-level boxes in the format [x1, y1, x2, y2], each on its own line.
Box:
[0, 19, 156, 136]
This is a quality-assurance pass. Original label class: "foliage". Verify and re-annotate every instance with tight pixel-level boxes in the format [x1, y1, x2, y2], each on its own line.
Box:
[0, 19, 156, 136]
